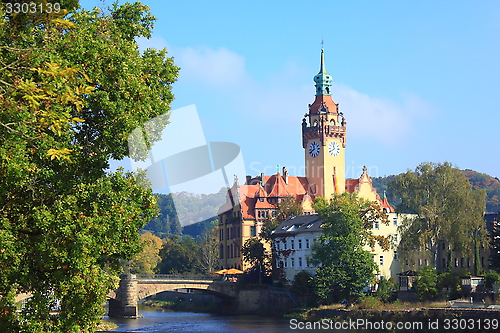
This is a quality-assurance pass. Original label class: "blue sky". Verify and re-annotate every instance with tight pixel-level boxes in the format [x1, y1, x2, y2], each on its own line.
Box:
[81, 0, 500, 185]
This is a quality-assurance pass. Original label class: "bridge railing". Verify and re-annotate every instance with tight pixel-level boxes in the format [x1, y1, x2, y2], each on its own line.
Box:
[133, 274, 222, 281]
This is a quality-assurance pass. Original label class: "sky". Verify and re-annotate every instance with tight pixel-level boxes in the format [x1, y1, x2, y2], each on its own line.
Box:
[80, 0, 500, 191]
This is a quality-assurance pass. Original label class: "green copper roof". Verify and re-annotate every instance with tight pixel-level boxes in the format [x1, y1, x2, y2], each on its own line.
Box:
[313, 48, 332, 96]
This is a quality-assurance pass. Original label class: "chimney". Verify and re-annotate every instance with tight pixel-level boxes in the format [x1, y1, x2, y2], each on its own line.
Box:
[283, 166, 289, 185]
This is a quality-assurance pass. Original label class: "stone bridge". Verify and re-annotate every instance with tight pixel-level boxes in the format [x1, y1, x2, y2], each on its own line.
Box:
[108, 274, 238, 318]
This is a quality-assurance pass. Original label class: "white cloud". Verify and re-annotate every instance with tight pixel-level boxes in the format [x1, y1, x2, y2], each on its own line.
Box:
[329, 83, 435, 146]
[175, 46, 247, 87]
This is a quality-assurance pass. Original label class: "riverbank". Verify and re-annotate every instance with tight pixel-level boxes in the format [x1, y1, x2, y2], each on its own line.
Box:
[286, 301, 500, 333]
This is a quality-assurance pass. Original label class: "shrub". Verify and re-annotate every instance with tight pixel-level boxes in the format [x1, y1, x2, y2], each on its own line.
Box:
[414, 266, 438, 301]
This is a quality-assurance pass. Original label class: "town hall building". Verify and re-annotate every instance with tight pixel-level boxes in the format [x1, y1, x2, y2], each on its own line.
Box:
[217, 49, 396, 272]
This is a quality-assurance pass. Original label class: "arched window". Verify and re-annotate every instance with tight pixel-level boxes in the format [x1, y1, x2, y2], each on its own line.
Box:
[330, 119, 335, 126]
[313, 120, 318, 127]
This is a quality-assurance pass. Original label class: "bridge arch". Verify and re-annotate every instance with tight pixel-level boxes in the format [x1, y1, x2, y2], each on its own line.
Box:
[109, 274, 238, 318]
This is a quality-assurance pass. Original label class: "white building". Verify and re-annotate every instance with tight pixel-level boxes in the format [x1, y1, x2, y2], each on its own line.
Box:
[271, 212, 411, 283]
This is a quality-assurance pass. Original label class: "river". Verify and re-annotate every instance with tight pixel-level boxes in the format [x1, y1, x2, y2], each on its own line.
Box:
[103, 306, 345, 332]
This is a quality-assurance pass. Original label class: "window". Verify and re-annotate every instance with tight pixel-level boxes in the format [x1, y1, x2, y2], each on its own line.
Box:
[258, 211, 261, 218]
[442, 242, 445, 250]
[455, 258, 459, 267]
[393, 218, 398, 226]
[467, 257, 470, 267]
[220, 229, 223, 241]
[291, 240, 295, 250]
[298, 239, 302, 249]
[283, 240, 287, 249]
[306, 239, 310, 249]
[227, 245, 230, 258]
[299, 257, 302, 267]
[238, 227, 241, 238]
[424, 259, 428, 266]
[284, 260, 287, 268]
[272, 210, 277, 217]
[393, 233, 398, 244]
[394, 251, 399, 261]
[291, 257, 295, 267]
[442, 258, 446, 269]
[418, 259, 422, 266]
[220, 244, 224, 259]
[259, 198, 264, 202]
[461, 258, 464, 267]
[379, 255, 384, 266]
[250, 226, 256, 237]
[374, 221, 379, 230]
[481, 256, 485, 267]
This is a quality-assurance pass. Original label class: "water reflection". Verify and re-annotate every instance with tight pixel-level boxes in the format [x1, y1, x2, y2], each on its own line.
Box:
[105, 308, 336, 333]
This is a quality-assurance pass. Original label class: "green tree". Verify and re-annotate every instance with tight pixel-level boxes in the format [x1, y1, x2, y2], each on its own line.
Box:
[241, 237, 269, 283]
[0, 1, 178, 331]
[414, 266, 438, 301]
[129, 232, 163, 275]
[311, 193, 389, 302]
[156, 236, 200, 274]
[374, 276, 396, 302]
[484, 270, 500, 291]
[388, 162, 487, 269]
[437, 271, 460, 299]
[196, 226, 219, 274]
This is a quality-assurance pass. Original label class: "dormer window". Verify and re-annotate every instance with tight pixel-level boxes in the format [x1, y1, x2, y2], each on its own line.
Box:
[259, 198, 264, 202]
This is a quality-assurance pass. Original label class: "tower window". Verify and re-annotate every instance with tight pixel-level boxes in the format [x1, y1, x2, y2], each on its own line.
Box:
[330, 119, 335, 126]
[313, 120, 318, 127]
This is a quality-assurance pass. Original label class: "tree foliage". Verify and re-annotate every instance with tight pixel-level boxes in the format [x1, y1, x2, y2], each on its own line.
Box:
[196, 227, 219, 274]
[414, 266, 438, 301]
[311, 193, 388, 301]
[156, 236, 200, 275]
[129, 232, 163, 275]
[241, 237, 268, 269]
[373, 169, 499, 213]
[0, 1, 178, 331]
[388, 162, 487, 267]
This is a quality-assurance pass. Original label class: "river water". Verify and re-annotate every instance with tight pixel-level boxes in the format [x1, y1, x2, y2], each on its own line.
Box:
[104, 307, 343, 333]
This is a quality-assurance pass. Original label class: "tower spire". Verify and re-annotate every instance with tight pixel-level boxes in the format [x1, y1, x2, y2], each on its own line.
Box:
[314, 48, 332, 96]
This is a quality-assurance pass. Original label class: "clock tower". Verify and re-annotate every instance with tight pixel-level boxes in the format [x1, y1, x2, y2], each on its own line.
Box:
[302, 48, 346, 198]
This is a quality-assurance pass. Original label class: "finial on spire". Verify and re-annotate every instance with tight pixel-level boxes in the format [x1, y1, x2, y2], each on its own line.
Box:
[383, 190, 387, 199]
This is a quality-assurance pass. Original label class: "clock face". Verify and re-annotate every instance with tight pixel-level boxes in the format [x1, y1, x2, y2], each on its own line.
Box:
[308, 141, 320, 158]
[328, 140, 341, 157]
